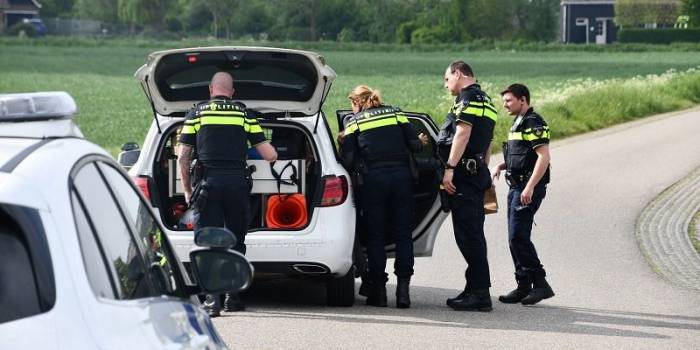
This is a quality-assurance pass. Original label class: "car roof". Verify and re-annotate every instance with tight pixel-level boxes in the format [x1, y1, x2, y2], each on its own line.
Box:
[0, 138, 40, 170]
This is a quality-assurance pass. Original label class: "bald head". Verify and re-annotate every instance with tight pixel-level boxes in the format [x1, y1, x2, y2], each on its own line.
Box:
[209, 72, 234, 98]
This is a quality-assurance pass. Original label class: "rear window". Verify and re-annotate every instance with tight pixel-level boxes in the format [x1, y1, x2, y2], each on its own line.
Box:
[154, 51, 318, 102]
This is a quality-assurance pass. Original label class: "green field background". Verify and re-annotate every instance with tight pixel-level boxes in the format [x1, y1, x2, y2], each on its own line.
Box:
[1, 42, 700, 155]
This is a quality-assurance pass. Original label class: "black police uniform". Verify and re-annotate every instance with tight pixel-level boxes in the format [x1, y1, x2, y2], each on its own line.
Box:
[341, 105, 422, 306]
[501, 107, 553, 303]
[179, 96, 268, 313]
[437, 84, 496, 309]
[179, 97, 267, 251]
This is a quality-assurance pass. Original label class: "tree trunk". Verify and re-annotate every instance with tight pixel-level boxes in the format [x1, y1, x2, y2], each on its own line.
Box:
[308, 0, 318, 41]
[212, 11, 218, 38]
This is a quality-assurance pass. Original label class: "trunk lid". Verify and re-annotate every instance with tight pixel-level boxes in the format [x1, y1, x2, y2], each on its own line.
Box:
[134, 46, 336, 116]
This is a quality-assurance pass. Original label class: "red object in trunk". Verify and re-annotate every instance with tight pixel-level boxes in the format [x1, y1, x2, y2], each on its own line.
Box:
[266, 194, 308, 228]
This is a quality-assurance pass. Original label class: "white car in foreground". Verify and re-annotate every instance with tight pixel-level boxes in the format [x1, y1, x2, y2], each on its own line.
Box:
[122, 46, 449, 306]
[0, 92, 252, 349]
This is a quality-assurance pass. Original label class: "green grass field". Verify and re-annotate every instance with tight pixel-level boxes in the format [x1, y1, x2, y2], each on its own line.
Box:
[1, 41, 700, 155]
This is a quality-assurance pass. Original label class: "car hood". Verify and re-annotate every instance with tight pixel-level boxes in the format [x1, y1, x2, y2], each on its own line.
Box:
[134, 46, 336, 116]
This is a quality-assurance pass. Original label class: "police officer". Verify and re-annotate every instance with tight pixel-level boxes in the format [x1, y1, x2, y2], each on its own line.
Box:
[178, 72, 277, 316]
[493, 83, 555, 305]
[439, 61, 496, 312]
[340, 85, 427, 308]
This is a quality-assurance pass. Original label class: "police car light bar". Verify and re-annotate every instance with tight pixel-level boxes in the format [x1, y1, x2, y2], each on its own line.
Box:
[0, 91, 77, 122]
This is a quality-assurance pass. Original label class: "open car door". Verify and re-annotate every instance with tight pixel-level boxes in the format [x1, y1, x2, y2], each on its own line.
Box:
[336, 110, 448, 257]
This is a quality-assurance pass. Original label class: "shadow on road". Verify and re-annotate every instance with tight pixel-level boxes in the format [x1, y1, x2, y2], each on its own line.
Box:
[225, 279, 700, 339]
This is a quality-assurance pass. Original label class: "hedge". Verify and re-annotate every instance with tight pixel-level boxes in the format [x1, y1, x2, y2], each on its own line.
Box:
[618, 28, 700, 44]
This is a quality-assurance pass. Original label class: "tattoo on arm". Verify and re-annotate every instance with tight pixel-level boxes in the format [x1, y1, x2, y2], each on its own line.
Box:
[178, 144, 193, 193]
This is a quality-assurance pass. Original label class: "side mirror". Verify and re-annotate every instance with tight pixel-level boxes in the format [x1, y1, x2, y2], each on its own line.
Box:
[189, 249, 253, 294]
[194, 227, 237, 249]
[118, 142, 140, 169]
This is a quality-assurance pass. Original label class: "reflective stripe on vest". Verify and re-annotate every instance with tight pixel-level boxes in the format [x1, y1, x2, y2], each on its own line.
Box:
[508, 126, 551, 141]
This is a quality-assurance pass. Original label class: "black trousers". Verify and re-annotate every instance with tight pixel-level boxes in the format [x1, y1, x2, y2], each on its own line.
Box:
[507, 183, 547, 280]
[195, 170, 250, 254]
[361, 166, 415, 284]
[447, 167, 492, 291]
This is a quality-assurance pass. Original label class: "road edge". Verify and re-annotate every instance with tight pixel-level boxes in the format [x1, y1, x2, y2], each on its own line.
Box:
[635, 165, 700, 291]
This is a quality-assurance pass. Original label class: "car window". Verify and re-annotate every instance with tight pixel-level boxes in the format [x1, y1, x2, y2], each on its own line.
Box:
[0, 214, 41, 324]
[96, 162, 180, 296]
[0, 205, 55, 324]
[71, 191, 117, 299]
[409, 118, 436, 159]
[72, 163, 156, 300]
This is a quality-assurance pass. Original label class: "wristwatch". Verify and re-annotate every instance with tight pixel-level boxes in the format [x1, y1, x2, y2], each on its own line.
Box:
[445, 162, 457, 170]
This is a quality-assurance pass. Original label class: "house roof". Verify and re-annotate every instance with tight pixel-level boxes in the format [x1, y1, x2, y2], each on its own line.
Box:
[561, 0, 615, 4]
[6, 0, 41, 8]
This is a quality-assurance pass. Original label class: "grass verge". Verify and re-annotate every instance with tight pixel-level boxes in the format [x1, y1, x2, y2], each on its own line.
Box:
[689, 211, 700, 255]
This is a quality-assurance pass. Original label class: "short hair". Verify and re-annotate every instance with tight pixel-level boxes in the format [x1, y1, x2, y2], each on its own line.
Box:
[448, 60, 474, 77]
[500, 83, 530, 104]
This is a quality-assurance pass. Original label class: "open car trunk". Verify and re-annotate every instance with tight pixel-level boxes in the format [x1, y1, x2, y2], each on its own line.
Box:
[150, 119, 322, 231]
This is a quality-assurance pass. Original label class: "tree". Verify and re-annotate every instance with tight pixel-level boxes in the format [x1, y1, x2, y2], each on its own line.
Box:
[616, 0, 682, 28]
[39, 0, 75, 18]
[682, 0, 700, 26]
[513, 0, 559, 41]
[116, 0, 173, 33]
[74, 0, 118, 23]
[197, 0, 238, 38]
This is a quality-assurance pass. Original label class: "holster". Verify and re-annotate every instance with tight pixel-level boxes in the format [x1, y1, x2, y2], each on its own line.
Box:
[189, 180, 209, 212]
[505, 171, 532, 189]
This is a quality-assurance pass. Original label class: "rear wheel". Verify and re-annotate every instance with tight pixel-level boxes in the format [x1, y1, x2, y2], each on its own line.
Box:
[326, 267, 355, 306]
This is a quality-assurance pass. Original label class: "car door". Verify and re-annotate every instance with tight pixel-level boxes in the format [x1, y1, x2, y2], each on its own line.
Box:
[336, 110, 448, 257]
[69, 156, 224, 349]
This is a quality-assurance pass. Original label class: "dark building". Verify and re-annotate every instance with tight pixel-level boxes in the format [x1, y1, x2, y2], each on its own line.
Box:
[0, 0, 41, 32]
[561, 0, 617, 44]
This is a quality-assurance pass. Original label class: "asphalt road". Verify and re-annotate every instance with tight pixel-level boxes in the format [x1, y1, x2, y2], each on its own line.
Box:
[214, 108, 700, 349]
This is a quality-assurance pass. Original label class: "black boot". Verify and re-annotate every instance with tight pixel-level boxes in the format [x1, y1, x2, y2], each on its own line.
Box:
[223, 293, 245, 312]
[521, 275, 554, 305]
[447, 288, 492, 312]
[203, 294, 221, 317]
[366, 282, 388, 307]
[358, 277, 370, 298]
[498, 275, 532, 304]
[445, 284, 469, 306]
[396, 277, 411, 309]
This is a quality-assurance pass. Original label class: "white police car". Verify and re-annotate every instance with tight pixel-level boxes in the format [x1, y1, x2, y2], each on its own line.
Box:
[0, 92, 252, 349]
[122, 47, 449, 306]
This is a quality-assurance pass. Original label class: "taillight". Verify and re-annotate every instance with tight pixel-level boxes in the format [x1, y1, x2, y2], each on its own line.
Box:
[321, 175, 348, 207]
[132, 176, 152, 203]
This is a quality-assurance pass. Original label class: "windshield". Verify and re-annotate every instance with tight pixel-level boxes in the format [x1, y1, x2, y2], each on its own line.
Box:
[154, 50, 318, 102]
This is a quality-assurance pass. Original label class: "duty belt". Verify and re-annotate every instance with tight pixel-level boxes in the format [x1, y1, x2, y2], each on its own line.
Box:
[505, 171, 532, 188]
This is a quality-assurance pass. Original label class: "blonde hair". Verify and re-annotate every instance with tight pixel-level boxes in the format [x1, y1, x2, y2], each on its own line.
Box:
[347, 85, 383, 110]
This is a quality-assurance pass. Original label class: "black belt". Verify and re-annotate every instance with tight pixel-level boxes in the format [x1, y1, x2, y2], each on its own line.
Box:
[366, 159, 409, 169]
[505, 171, 532, 188]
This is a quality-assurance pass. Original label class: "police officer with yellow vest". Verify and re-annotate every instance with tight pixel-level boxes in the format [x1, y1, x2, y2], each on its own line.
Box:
[340, 85, 427, 308]
[178, 72, 277, 316]
[439, 61, 496, 312]
[492, 83, 555, 305]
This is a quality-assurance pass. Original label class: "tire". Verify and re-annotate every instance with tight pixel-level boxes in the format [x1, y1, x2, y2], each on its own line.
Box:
[326, 267, 355, 307]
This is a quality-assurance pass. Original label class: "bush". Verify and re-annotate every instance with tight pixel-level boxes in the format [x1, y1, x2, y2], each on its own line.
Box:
[618, 28, 700, 44]
[336, 28, 354, 43]
[7, 22, 37, 37]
